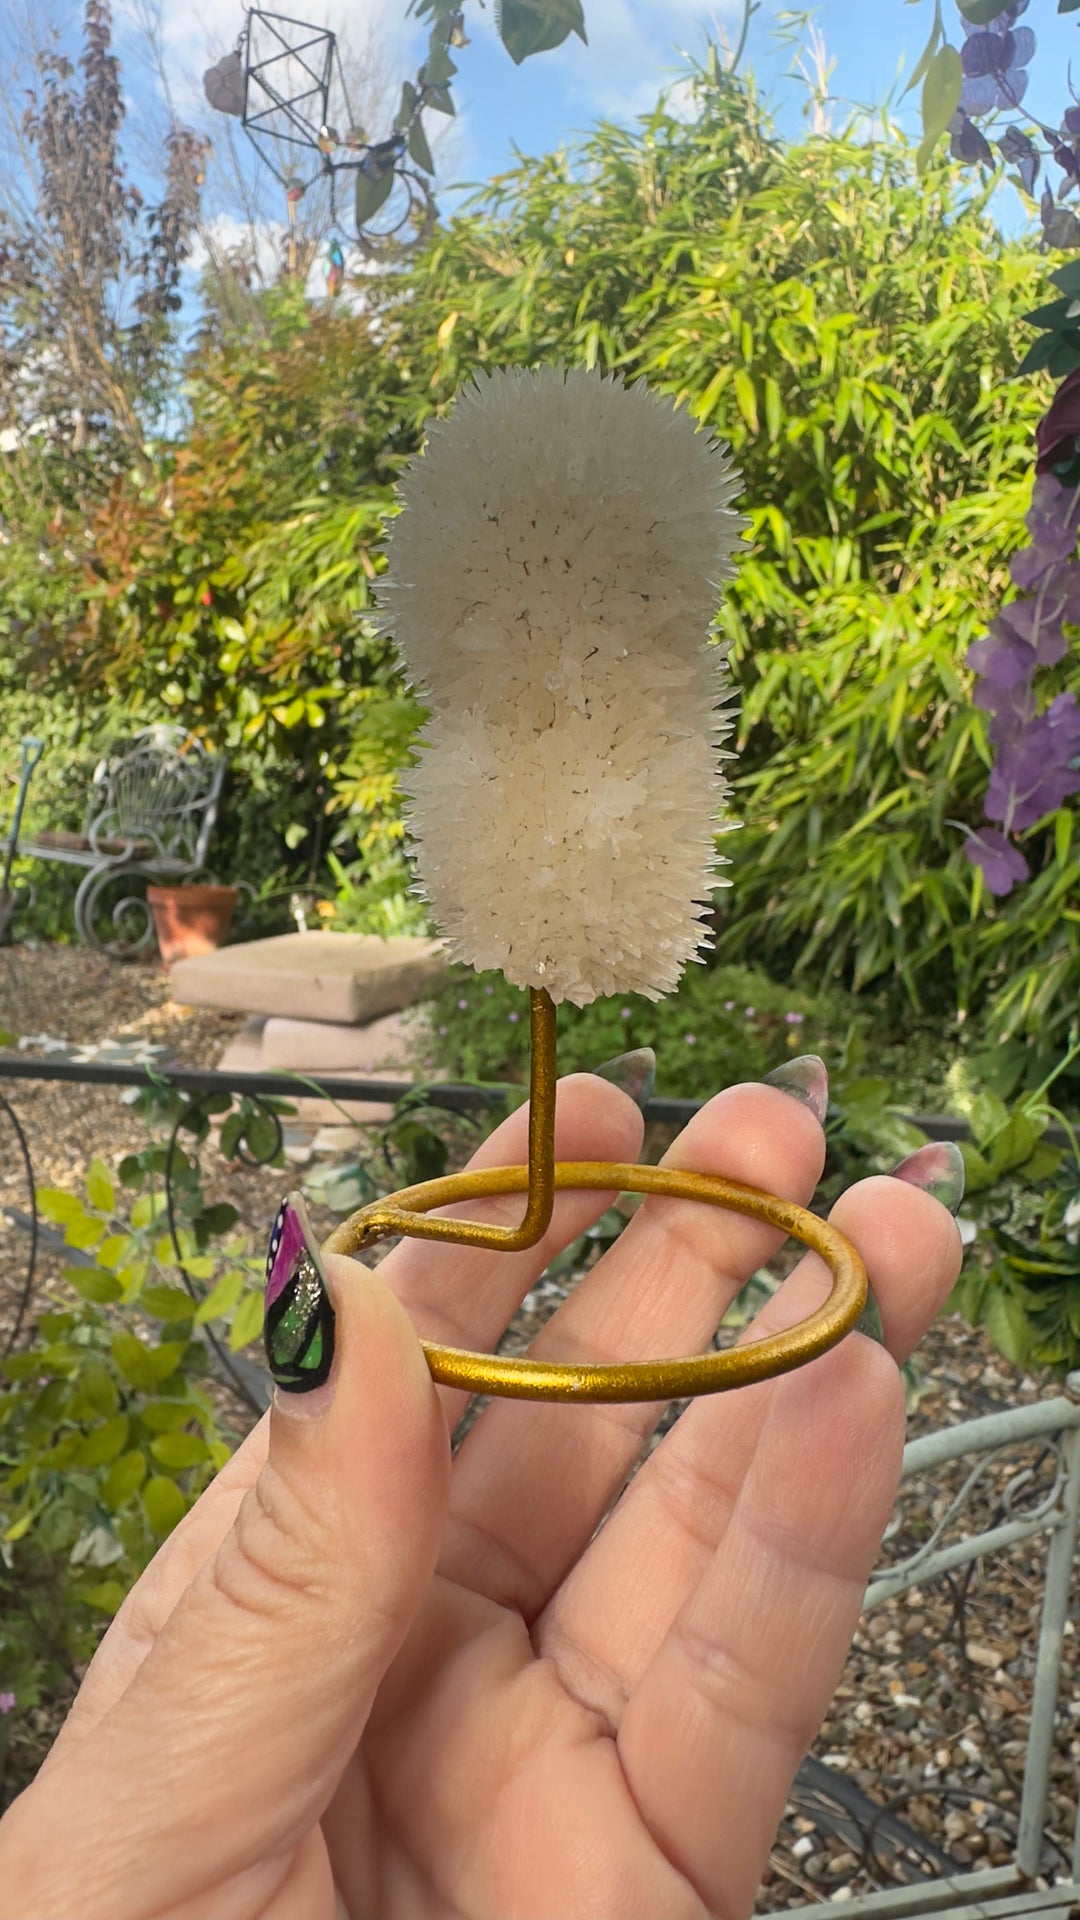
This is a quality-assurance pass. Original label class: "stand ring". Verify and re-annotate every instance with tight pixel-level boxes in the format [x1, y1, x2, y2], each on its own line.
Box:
[323, 1160, 868, 1404]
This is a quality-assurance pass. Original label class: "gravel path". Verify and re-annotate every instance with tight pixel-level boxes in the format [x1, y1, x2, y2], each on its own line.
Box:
[1, 945, 1076, 1904]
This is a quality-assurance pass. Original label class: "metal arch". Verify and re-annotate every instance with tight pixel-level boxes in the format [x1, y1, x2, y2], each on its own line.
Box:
[0, 1088, 37, 1358]
[769, 1387, 1080, 1917]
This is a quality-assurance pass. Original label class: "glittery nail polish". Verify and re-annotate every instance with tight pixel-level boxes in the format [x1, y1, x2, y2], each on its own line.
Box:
[592, 1047, 656, 1108]
[762, 1054, 829, 1125]
[264, 1192, 336, 1395]
[890, 1141, 965, 1216]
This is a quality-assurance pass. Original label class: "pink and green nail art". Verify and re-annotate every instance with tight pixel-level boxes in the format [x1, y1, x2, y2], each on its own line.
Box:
[264, 1192, 335, 1393]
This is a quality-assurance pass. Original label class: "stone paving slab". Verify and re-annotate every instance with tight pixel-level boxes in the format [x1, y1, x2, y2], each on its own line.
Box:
[170, 931, 445, 1025]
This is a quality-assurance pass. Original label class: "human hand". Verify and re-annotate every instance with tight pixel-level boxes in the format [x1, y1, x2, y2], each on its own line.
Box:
[0, 1063, 963, 1920]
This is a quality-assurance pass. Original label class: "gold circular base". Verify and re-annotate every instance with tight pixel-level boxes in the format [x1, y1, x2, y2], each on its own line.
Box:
[323, 1160, 868, 1403]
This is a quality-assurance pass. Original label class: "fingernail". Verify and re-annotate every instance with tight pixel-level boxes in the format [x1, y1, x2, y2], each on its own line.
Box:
[855, 1286, 886, 1345]
[592, 1046, 656, 1108]
[762, 1054, 828, 1125]
[264, 1192, 336, 1403]
[890, 1141, 965, 1215]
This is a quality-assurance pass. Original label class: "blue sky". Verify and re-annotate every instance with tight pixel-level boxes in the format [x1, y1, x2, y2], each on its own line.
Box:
[106, 1, 1080, 258]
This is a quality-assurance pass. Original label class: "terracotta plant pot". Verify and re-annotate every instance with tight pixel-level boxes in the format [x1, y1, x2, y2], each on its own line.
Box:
[147, 884, 237, 964]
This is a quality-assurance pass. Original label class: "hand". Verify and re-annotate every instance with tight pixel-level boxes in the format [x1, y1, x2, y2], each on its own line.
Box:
[0, 1067, 962, 1920]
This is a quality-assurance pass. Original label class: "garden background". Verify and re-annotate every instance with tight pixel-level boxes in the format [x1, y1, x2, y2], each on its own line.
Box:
[1, 0, 1079, 1881]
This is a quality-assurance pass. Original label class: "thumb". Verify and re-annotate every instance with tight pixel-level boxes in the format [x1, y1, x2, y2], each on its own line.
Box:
[11, 1194, 450, 1916]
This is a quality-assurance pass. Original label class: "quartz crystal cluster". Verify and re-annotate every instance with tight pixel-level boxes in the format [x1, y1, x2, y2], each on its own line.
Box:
[378, 365, 746, 1005]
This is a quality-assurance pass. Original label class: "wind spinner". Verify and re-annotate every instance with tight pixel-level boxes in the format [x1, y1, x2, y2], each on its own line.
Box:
[323, 367, 867, 1402]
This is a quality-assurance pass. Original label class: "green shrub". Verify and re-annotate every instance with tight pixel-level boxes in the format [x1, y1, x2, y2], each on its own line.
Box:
[419, 960, 865, 1099]
[0, 1090, 280, 1714]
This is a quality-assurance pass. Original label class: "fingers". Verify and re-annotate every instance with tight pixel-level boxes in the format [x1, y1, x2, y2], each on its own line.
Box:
[618, 1335, 906, 1920]
[538, 1175, 962, 1724]
[5, 1249, 450, 1920]
[439, 1082, 826, 1615]
[379, 1071, 645, 1427]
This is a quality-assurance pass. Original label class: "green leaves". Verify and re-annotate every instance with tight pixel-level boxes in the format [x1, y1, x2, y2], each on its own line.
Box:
[917, 44, 962, 173]
[85, 1157, 115, 1211]
[142, 1476, 187, 1537]
[408, 117, 435, 176]
[957, 0, 1011, 22]
[355, 167, 394, 231]
[228, 1290, 265, 1353]
[496, 0, 587, 64]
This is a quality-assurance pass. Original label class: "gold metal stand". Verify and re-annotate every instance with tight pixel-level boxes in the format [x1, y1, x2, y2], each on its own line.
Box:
[323, 988, 869, 1402]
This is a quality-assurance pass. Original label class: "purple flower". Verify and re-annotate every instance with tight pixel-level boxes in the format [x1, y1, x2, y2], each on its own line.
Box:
[785, 1011, 805, 1025]
[0, 1691, 15, 1714]
[684, 1032, 698, 1046]
[960, 4, 1033, 116]
[620, 1006, 632, 1019]
[438, 1024, 448, 1036]
[997, 124, 1039, 196]
[507, 1011, 519, 1023]
[457, 997, 469, 1009]
[1021, 476, 1080, 572]
[985, 695, 1080, 830]
[964, 827, 1029, 897]
[1036, 370, 1080, 479]
[745, 1006, 756, 1019]
[967, 619, 1033, 694]
[723, 1000, 736, 1010]
[949, 110, 993, 167]
[484, 985, 494, 996]
[1003, 568, 1079, 664]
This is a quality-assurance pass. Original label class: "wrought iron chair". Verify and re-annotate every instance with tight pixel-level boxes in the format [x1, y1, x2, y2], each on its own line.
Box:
[12, 726, 227, 955]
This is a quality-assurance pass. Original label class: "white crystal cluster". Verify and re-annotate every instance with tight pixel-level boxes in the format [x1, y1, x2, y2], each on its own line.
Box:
[377, 365, 746, 1006]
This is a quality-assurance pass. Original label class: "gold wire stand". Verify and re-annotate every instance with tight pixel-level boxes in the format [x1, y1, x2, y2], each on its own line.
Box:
[323, 987, 869, 1403]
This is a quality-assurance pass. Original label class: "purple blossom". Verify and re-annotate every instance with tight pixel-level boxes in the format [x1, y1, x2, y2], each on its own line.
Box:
[949, 110, 993, 167]
[997, 124, 1039, 196]
[960, 4, 1034, 117]
[1025, 475, 1080, 558]
[985, 695, 1080, 830]
[723, 1000, 736, 1010]
[745, 1006, 757, 1019]
[1002, 568, 1079, 664]
[964, 827, 1030, 897]
[507, 1011, 519, 1023]
[684, 1032, 698, 1046]
[967, 618, 1033, 694]
[457, 997, 469, 1009]
[0, 1691, 14, 1714]
[620, 1006, 632, 1019]
[785, 1011, 805, 1025]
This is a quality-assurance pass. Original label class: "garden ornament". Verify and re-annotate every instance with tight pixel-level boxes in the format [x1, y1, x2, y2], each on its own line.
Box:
[203, 8, 436, 253]
[0, 737, 44, 945]
[321, 367, 869, 1402]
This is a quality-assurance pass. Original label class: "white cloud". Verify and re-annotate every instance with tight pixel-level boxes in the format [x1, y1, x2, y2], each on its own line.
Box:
[471, 0, 741, 126]
[186, 210, 286, 283]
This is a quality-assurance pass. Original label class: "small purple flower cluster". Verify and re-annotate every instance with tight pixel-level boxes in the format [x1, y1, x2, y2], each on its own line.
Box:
[959, 1, 1033, 117]
[965, 473, 1080, 895]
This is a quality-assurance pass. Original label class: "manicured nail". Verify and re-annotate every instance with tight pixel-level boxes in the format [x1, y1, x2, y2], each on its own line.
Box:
[264, 1192, 336, 1399]
[592, 1046, 656, 1108]
[890, 1141, 965, 1215]
[762, 1054, 828, 1125]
